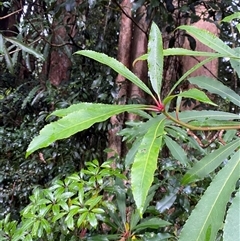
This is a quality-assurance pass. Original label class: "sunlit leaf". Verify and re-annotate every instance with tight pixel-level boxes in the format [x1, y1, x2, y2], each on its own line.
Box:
[26, 104, 148, 157]
[179, 150, 240, 241]
[189, 76, 240, 107]
[131, 118, 165, 215]
[148, 22, 163, 100]
[75, 50, 154, 97]
[182, 139, 240, 184]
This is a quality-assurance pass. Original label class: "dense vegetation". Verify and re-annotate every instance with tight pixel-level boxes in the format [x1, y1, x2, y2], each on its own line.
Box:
[0, 1, 239, 240]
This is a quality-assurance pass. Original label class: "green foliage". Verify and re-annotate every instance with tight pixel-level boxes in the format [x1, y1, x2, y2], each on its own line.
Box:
[23, 18, 240, 241]
[0, 160, 125, 241]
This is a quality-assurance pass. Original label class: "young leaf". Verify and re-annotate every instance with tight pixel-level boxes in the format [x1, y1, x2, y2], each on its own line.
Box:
[179, 150, 240, 241]
[182, 139, 240, 184]
[188, 76, 240, 107]
[26, 104, 148, 157]
[133, 53, 147, 66]
[75, 50, 154, 97]
[148, 22, 163, 100]
[131, 118, 165, 215]
[5, 36, 44, 60]
[223, 190, 240, 241]
[164, 135, 189, 167]
[177, 25, 235, 57]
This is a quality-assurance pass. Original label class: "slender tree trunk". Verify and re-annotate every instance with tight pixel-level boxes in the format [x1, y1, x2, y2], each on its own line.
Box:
[127, 5, 150, 121]
[108, 2, 150, 159]
[108, 0, 133, 159]
[42, 0, 81, 86]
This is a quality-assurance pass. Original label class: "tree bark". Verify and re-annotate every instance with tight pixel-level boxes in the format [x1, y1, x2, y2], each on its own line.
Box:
[108, 0, 133, 159]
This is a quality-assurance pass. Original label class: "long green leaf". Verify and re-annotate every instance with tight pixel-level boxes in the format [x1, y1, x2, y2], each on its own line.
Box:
[165, 135, 189, 167]
[5, 36, 44, 60]
[223, 190, 240, 241]
[148, 22, 163, 100]
[179, 150, 240, 241]
[222, 12, 240, 23]
[230, 47, 240, 78]
[75, 50, 154, 97]
[131, 118, 165, 215]
[179, 88, 217, 106]
[177, 25, 235, 57]
[26, 104, 148, 157]
[189, 76, 240, 107]
[175, 110, 240, 122]
[182, 139, 240, 184]
[163, 48, 233, 58]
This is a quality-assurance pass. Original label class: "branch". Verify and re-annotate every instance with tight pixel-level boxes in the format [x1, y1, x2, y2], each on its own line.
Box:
[0, 8, 23, 20]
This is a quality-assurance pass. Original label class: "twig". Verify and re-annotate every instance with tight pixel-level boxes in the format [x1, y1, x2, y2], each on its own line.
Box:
[0, 8, 23, 20]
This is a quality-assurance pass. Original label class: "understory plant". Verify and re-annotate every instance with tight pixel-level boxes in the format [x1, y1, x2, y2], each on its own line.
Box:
[3, 14, 240, 241]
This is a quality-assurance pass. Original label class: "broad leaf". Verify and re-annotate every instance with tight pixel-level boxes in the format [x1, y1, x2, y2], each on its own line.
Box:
[5, 36, 44, 60]
[131, 118, 165, 215]
[26, 104, 147, 157]
[189, 76, 240, 107]
[177, 25, 235, 57]
[182, 139, 240, 184]
[75, 50, 154, 97]
[179, 150, 240, 241]
[223, 190, 240, 241]
[148, 22, 163, 100]
[164, 135, 189, 167]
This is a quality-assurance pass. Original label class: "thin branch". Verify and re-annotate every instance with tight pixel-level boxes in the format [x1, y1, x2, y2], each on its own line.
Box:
[0, 8, 23, 20]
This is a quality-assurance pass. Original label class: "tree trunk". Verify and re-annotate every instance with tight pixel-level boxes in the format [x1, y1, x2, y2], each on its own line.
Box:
[108, 2, 150, 159]
[108, 0, 133, 159]
[43, 0, 81, 86]
[181, 4, 219, 110]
